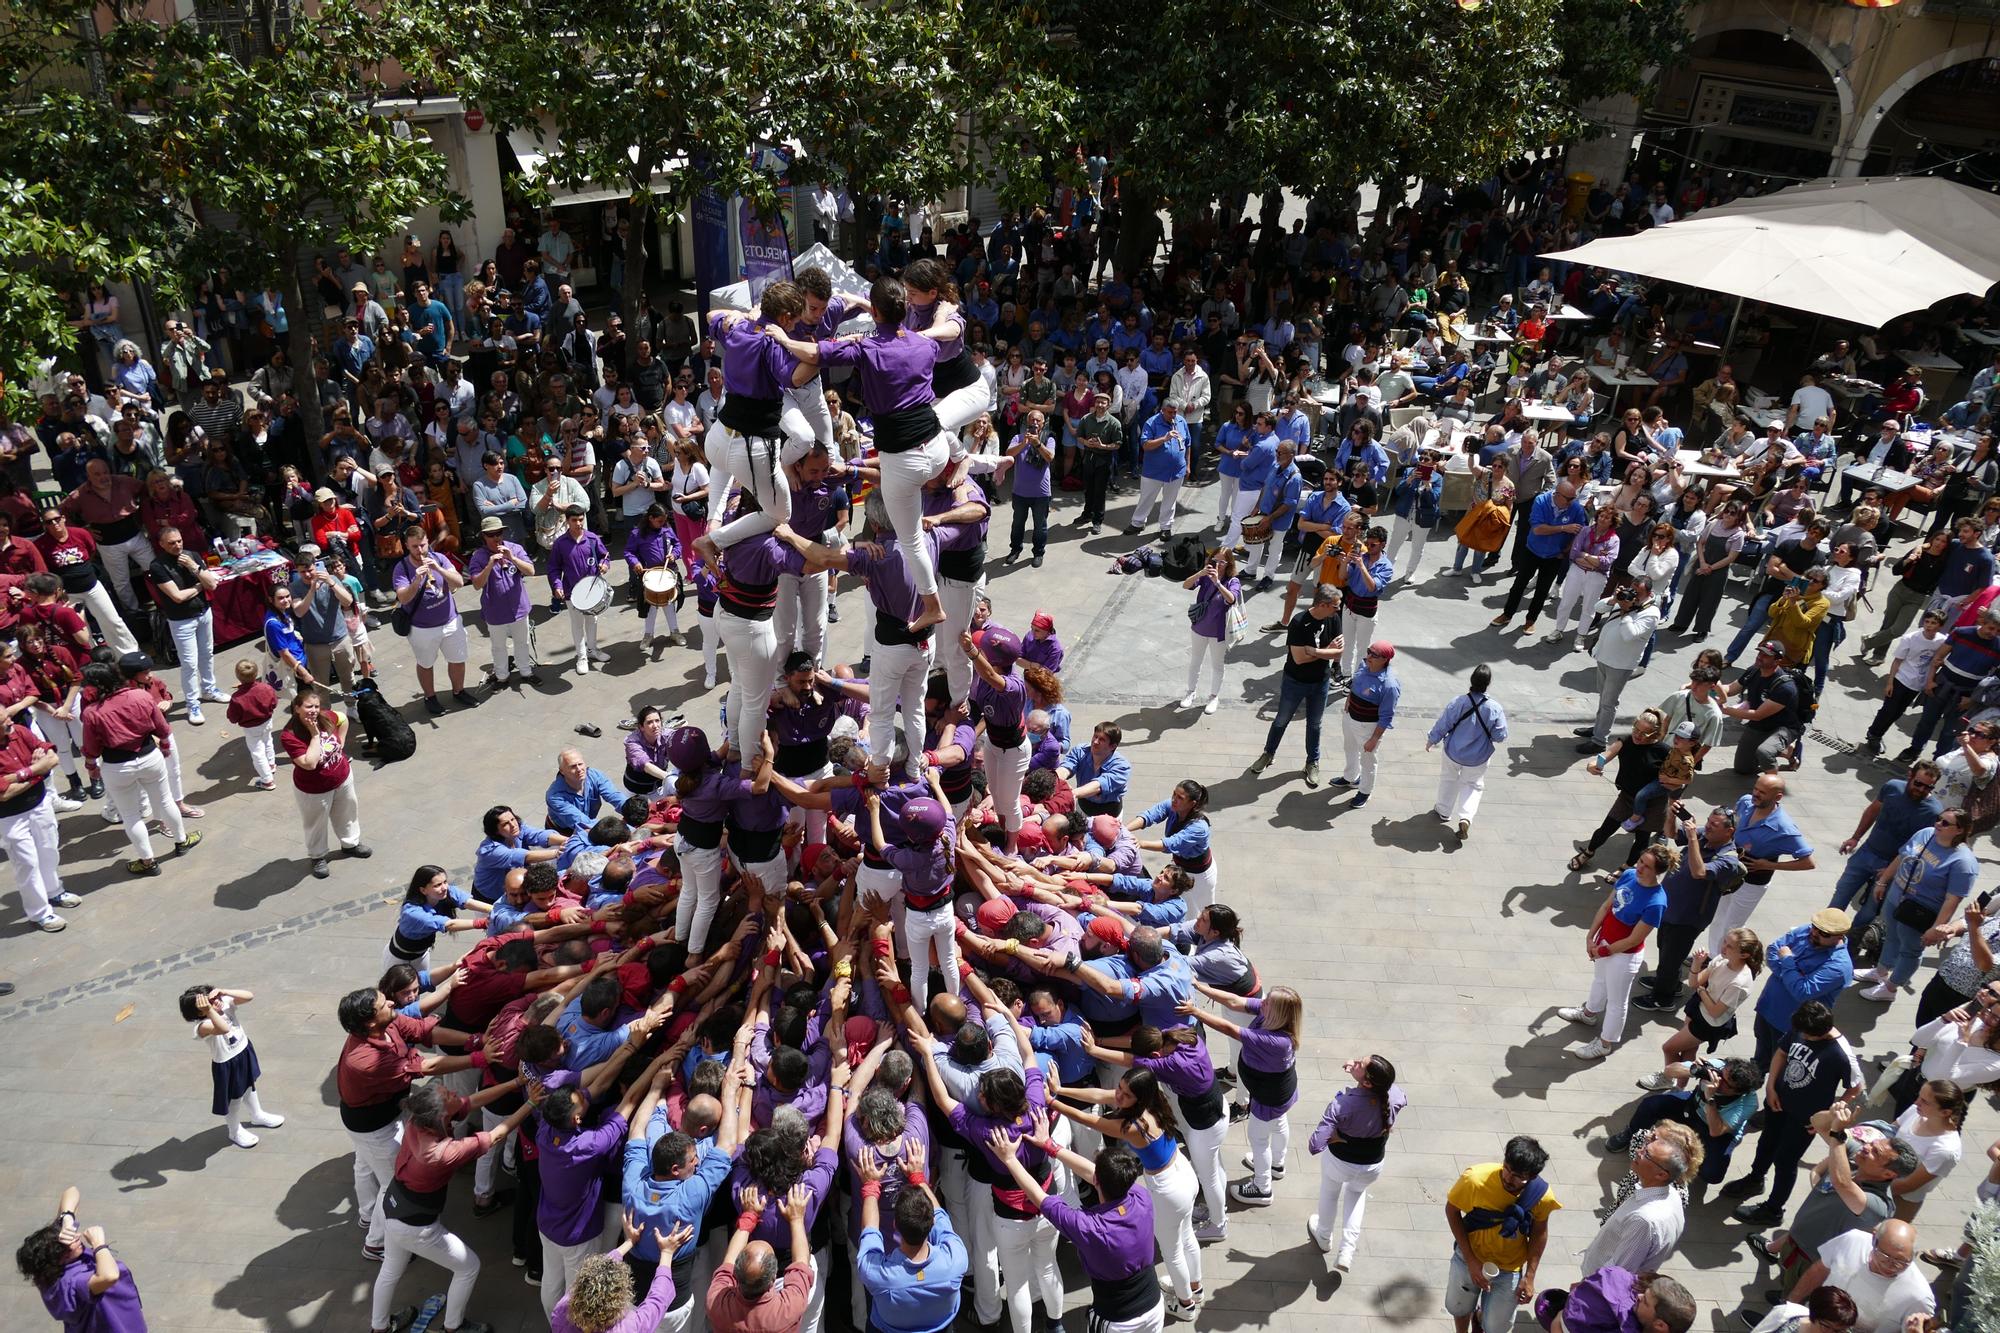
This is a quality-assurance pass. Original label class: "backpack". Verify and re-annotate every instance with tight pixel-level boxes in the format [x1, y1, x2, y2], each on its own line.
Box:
[1161, 533, 1207, 581]
[1785, 666, 1817, 724]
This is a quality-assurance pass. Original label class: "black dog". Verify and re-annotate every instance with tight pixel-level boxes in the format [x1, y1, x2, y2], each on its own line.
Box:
[349, 677, 416, 763]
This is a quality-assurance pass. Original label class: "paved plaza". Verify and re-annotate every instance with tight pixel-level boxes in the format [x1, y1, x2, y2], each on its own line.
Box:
[0, 471, 1987, 1332]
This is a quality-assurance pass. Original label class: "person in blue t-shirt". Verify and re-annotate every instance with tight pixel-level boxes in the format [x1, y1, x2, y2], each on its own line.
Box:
[1861, 812, 1981, 999]
[1555, 842, 1674, 1061]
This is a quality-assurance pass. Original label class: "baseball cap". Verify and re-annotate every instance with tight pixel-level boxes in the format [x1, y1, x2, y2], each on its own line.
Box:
[1671, 721, 1701, 742]
[117, 651, 153, 676]
[1367, 640, 1396, 661]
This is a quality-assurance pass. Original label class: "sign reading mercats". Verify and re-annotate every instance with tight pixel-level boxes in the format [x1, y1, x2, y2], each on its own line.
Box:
[740, 208, 794, 302]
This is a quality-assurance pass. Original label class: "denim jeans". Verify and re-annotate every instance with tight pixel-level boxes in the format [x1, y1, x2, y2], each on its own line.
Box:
[1724, 593, 1778, 664]
[1881, 886, 1944, 986]
[1263, 672, 1328, 763]
[1828, 850, 1890, 930]
[1009, 495, 1050, 556]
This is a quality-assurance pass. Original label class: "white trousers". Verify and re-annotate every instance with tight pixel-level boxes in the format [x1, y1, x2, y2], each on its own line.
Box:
[1186, 629, 1226, 699]
[1585, 949, 1645, 1045]
[981, 735, 1028, 834]
[1385, 513, 1431, 579]
[717, 609, 781, 767]
[994, 1209, 1063, 1333]
[1147, 1153, 1202, 1302]
[1246, 1111, 1291, 1191]
[1553, 565, 1607, 637]
[1214, 474, 1240, 526]
[936, 381, 994, 441]
[1090, 1305, 1165, 1333]
[1132, 476, 1184, 534]
[878, 435, 951, 597]
[1708, 881, 1770, 955]
[1310, 1154, 1384, 1260]
[704, 420, 791, 545]
[739, 851, 789, 903]
[168, 609, 217, 702]
[867, 637, 934, 777]
[487, 616, 533, 678]
[99, 531, 156, 612]
[941, 1150, 1002, 1323]
[78, 580, 139, 656]
[371, 1218, 479, 1330]
[698, 610, 719, 684]
[901, 899, 959, 1015]
[346, 1119, 402, 1249]
[641, 599, 683, 640]
[33, 699, 84, 780]
[295, 772, 361, 859]
[1225, 488, 1261, 550]
[104, 750, 184, 861]
[540, 1230, 605, 1320]
[1183, 1110, 1229, 1224]
[566, 606, 601, 662]
[0, 798, 63, 922]
[1434, 756, 1489, 822]
[675, 841, 726, 954]
[1340, 713, 1380, 793]
[781, 381, 835, 457]
[474, 1107, 503, 1200]
[938, 575, 982, 703]
[774, 570, 827, 661]
[1340, 607, 1376, 677]
[241, 720, 275, 785]
[1184, 861, 1219, 918]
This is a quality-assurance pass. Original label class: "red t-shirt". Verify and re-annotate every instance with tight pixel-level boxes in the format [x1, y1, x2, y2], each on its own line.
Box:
[225, 680, 279, 728]
[280, 716, 352, 792]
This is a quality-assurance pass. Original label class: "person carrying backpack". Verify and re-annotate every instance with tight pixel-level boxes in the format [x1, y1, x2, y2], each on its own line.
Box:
[1720, 640, 1810, 776]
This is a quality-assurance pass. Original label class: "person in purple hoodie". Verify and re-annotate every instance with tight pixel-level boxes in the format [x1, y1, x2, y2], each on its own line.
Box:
[965, 625, 1030, 852]
[699, 283, 816, 562]
[767, 277, 953, 637]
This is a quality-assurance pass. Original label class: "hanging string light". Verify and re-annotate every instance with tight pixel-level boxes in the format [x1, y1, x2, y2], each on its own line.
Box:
[1846, 0, 1904, 7]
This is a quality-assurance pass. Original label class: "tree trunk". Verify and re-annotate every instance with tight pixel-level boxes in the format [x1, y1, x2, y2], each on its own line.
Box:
[277, 247, 326, 482]
[623, 191, 652, 320]
[1114, 181, 1163, 279]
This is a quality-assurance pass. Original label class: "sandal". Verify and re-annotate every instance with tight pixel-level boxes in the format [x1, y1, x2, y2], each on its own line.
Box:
[1568, 851, 1592, 873]
[1921, 1248, 1964, 1270]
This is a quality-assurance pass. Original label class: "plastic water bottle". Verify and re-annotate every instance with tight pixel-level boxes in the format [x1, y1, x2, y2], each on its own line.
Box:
[718, 695, 728, 740]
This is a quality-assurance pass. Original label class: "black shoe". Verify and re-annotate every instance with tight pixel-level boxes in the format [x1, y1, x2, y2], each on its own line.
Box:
[0, 981, 14, 997]
[1571, 725, 1596, 738]
[523, 671, 544, 685]
[1032, 555, 1044, 568]
[1006, 549, 1021, 563]
[1719, 1175, 1766, 1200]
[1734, 1202, 1785, 1225]
[1632, 991, 1681, 1012]
[343, 843, 373, 859]
[452, 690, 480, 709]
[1227, 1102, 1249, 1124]
[549, 597, 566, 612]
[424, 695, 445, 716]
[1738, 1313, 1766, 1331]
[472, 1189, 515, 1217]
[1862, 736, 1882, 756]
[87, 780, 103, 800]
[1604, 1133, 1632, 1154]
[826, 603, 840, 622]
[1575, 741, 1601, 754]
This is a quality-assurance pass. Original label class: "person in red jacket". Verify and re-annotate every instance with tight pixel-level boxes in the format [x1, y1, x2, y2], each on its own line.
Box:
[225, 658, 280, 790]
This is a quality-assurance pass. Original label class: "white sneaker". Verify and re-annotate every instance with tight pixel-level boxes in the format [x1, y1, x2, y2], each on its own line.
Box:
[1193, 1220, 1228, 1243]
[1568, 1038, 1615, 1060]
[248, 1109, 286, 1128]
[1860, 982, 1899, 1002]
[1334, 1245, 1354, 1273]
[51, 794, 82, 813]
[1852, 967, 1889, 986]
[202, 689, 230, 703]
[575, 659, 591, 676]
[589, 649, 612, 664]
[1306, 1214, 1330, 1253]
[35, 914, 65, 933]
[1636, 1072, 1676, 1091]
[227, 1124, 259, 1149]
[1556, 1005, 1599, 1026]
[1203, 696, 1220, 715]
[101, 807, 120, 824]
[1178, 693, 1199, 709]
[51, 892, 80, 909]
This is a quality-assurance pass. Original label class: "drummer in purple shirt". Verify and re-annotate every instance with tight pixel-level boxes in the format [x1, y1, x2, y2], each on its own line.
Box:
[548, 506, 611, 674]
[766, 277, 954, 636]
[466, 514, 540, 686]
[989, 1118, 1165, 1333]
[699, 282, 818, 562]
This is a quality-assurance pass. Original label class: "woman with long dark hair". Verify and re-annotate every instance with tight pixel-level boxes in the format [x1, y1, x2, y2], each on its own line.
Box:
[1304, 1055, 1406, 1272]
[384, 864, 489, 972]
[1128, 778, 1219, 913]
[279, 685, 370, 878]
[1049, 1068, 1204, 1321]
[1087, 1023, 1230, 1242]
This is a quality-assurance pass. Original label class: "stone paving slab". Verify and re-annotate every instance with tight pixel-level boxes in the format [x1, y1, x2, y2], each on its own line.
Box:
[0, 472, 1990, 1332]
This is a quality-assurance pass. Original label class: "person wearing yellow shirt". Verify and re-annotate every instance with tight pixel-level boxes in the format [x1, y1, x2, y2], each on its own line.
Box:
[1443, 1136, 1561, 1333]
[1765, 571, 1832, 670]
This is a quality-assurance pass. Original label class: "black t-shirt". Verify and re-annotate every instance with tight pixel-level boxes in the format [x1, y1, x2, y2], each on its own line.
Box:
[1610, 739, 1668, 794]
[1283, 609, 1341, 684]
[148, 555, 208, 621]
[1770, 538, 1826, 581]
[1738, 667, 1801, 731]
[1775, 1031, 1860, 1120]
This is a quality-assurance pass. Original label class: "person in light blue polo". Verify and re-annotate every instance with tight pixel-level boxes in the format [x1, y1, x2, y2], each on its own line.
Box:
[1241, 439, 1303, 589]
[1334, 639, 1401, 808]
[1129, 399, 1190, 538]
[855, 1146, 966, 1333]
[623, 1072, 740, 1308]
[1225, 412, 1279, 550]
[1428, 663, 1509, 838]
[544, 745, 624, 835]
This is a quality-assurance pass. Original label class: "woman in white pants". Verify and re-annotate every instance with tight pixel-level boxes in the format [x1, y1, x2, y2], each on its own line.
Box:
[1179, 552, 1239, 716]
[1557, 842, 1675, 1062]
[1089, 1023, 1232, 1243]
[367, 1080, 530, 1333]
[277, 686, 367, 878]
[81, 660, 196, 876]
[1551, 506, 1619, 646]
[965, 626, 1030, 847]
[1211, 401, 1253, 532]
[1052, 1070, 1205, 1320]
[926, 464, 991, 703]
[18, 623, 87, 798]
[1305, 1056, 1407, 1273]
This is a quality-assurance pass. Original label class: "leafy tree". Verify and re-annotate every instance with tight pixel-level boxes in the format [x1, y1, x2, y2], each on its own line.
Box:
[1029, 0, 1690, 273]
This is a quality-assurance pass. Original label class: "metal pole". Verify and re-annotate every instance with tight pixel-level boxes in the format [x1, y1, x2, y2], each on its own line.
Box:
[1720, 294, 1745, 361]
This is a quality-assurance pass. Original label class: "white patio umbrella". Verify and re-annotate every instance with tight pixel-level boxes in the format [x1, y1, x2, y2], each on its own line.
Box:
[1541, 176, 2000, 332]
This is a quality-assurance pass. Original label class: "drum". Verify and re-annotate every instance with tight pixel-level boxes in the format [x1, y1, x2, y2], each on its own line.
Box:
[569, 575, 613, 616]
[642, 566, 682, 607]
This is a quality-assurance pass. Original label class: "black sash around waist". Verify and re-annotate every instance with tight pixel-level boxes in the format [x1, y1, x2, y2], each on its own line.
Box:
[774, 738, 830, 777]
[102, 738, 158, 764]
[1237, 1060, 1297, 1109]
[387, 930, 431, 962]
[1177, 1080, 1226, 1131]
[717, 394, 782, 438]
[1331, 1131, 1389, 1166]
[1347, 695, 1381, 723]
[339, 1090, 406, 1134]
[1091, 1264, 1162, 1322]
[728, 824, 784, 864]
[1174, 848, 1213, 873]
[934, 350, 979, 395]
[985, 719, 1026, 749]
[937, 543, 985, 581]
[1076, 794, 1122, 817]
[875, 608, 932, 648]
[874, 404, 942, 455]
[1346, 591, 1379, 618]
[679, 814, 725, 850]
